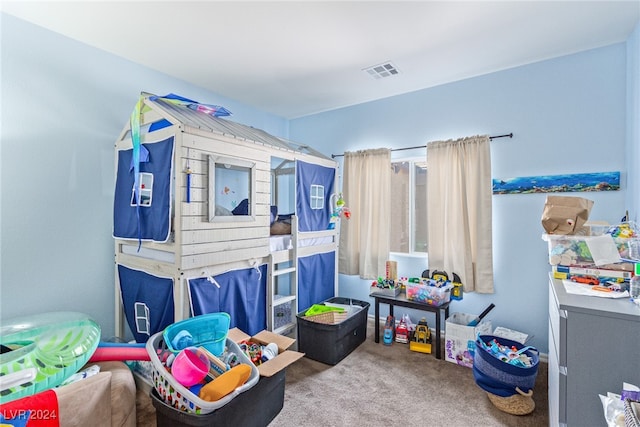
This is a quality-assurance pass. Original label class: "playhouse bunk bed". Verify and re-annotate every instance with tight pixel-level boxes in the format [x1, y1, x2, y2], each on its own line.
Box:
[113, 93, 340, 341]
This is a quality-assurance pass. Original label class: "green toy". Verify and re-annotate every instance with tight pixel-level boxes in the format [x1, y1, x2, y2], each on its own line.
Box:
[304, 304, 346, 317]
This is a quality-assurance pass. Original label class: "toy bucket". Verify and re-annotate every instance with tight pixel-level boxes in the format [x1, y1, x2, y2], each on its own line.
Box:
[163, 312, 231, 357]
[472, 335, 539, 397]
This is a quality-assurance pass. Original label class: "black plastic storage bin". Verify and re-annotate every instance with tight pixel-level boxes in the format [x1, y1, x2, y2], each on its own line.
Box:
[296, 297, 370, 365]
[151, 370, 286, 427]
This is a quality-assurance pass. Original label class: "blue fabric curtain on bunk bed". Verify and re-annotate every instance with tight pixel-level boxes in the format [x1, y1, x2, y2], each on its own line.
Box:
[117, 265, 174, 343]
[295, 160, 337, 310]
[298, 251, 336, 312]
[295, 160, 335, 232]
[113, 136, 174, 242]
[188, 265, 267, 336]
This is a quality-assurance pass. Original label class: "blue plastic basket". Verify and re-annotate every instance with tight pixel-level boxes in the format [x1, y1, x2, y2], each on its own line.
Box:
[163, 312, 230, 357]
[473, 335, 539, 397]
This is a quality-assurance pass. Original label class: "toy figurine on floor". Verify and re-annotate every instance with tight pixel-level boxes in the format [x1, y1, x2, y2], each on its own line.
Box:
[395, 317, 409, 344]
[409, 318, 432, 354]
[383, 315, 395, 345]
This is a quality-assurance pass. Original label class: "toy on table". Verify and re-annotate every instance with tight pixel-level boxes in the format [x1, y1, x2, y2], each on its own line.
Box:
[607, 222, 638, 239]
[407, 269, 463, 305]
[405, 278, 452, 306]
[409, 318, 431, 354]
[430, 270, 448, 282]
[370, 277, 400, 291]
[450, 273, 464, 301]
[570, 275, 599, 286]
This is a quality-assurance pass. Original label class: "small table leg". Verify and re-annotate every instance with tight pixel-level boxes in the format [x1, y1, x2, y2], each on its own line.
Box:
[435, 309, 441, 360]
[374, 298, 380, 343]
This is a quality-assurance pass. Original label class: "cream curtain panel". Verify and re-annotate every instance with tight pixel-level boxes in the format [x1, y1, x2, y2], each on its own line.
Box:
[338, 148, 391, 279]
[426, 135, 494, 293]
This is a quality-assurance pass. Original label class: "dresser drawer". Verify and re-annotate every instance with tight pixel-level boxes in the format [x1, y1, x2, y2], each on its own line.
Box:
[548, 279, 567, 367]
[548, 320, 567, 425]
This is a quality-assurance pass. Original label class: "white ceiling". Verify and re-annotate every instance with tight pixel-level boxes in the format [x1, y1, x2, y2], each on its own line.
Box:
[2, 1, 639, 119]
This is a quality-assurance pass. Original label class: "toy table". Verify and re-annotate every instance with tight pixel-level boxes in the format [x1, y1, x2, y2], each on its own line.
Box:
[370, 291, 450, 360]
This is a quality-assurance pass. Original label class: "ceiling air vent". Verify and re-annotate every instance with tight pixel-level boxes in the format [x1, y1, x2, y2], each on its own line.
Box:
[363, 62, 399, 79]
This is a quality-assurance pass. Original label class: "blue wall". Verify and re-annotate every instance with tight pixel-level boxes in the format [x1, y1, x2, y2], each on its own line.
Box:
[627, 24, 640, 223]
[290, 40, 637, 354]
[0, 14, 288, 336]
[1, 12, 638, 354]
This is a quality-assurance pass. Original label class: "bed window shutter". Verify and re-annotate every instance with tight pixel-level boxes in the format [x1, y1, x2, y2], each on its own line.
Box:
[117, 265, 174, 343]
[295, 160, 335, 232]
[113, 136, 174, 242]
[297, 252, 336, 312]
[188, 265, 267, 336]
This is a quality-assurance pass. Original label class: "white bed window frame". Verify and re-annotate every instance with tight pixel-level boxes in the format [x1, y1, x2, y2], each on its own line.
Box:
[208, 155, 256, 223]
[130, 172, 154, 207]
[134, 302, 150, 336]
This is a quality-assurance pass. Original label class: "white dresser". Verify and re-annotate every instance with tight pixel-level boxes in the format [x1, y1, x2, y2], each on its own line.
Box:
[548, 275, 640, 426]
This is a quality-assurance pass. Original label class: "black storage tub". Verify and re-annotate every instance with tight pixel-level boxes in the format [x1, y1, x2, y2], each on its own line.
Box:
[296, 297, 370, 365]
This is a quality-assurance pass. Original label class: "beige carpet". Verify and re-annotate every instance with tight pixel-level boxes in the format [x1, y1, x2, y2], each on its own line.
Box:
[137, 317, 548, 426]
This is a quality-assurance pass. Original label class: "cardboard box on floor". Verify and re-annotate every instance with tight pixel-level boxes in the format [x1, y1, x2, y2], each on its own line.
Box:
[227, 328, 304, 377]
[445, 312, 492, 368]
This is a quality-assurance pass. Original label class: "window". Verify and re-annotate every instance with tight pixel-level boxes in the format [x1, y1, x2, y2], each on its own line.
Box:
[390, 158, 427, 254]
[271, 157, 295, 214]
[134, 302, 150, 336]
[208, 155, 256, 222]
[130, 172, 153, 207]
[310, 184, 325, 210]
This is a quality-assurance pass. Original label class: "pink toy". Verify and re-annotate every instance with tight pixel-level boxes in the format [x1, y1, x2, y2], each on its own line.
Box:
[88, 344, 151, 362]
[171, 348, 210, 387]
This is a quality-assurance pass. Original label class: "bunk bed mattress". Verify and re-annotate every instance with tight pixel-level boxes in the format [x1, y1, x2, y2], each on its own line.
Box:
[269, 235, 333, 252]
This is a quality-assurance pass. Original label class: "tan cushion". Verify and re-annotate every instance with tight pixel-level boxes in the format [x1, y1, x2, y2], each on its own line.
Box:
[55, 371, 112, 427]
[95, 362, 137, 427]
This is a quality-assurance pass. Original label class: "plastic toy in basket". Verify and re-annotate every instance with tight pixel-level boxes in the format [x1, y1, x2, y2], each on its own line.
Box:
[303, 304, 347, 324]
[304, 311, 348, 324]
[163, 312, 230, 357]
[146, 331, 259, 414]
[171, 347, 210, 387]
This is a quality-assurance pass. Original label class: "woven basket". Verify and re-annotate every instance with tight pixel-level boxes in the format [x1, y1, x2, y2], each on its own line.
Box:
[303, 311, 347, 324]
[473, 335, 539, 396]
[487, 387, 535, 416]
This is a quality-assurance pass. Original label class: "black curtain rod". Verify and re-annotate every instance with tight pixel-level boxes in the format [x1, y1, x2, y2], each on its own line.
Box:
[330, 132, 513, 158]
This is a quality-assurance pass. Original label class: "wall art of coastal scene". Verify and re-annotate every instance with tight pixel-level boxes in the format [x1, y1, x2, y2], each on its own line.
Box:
[492, 171, 620, 195]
